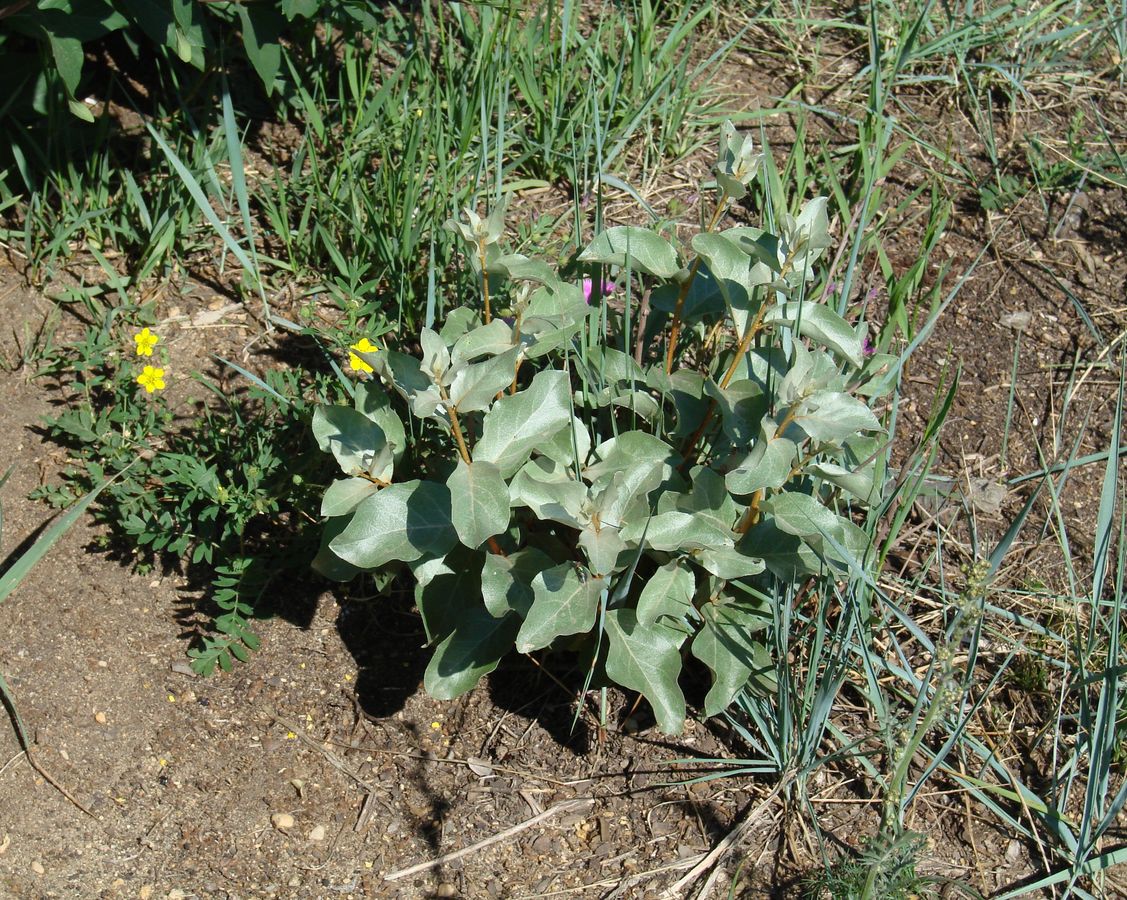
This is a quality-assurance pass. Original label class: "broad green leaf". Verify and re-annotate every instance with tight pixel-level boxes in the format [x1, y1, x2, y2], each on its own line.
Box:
[745, 519, 823, 580]
[311, 515, 363, 582]
[809, 461, 876, 503]
[47, 33, 85, 97]
[766, 303, 865, 367]
[624, 510, 733, 553]
[612, 390, 660, 421]
[726, 434, 797, 496]
[636, 562, 694, 628]
[691, 233, 765, 334]
[237, 5, 284, 93]
[604, 609, 687, 734]
[538, 415, 592, 470]
[354, 382, 406, 464]
[425, 604, 520, 700]
[764, 491, 843, 540]
[692, 600, 774, 717]
[680, 467, 739, 532]
[312, 405, 391, 480]
[762, 492, 871, 573]
[482, 548, 554, 618]
[584, 431, 677, 501]
[475, 370, 572, 477]
[509, 458, 588, 529]
[439, 307, 479, 344]
[419, 327, 450, 380]
[321, 477, 380, 517]
[447, 347, 521, 413]
[793, 391, 882, 443]
[694, 543, 766, 580]
[447, 460, 510, 549]
[450, 319, 515, 367]
[330, 480, 456, 568]
[377, 349, 434, 402]
[577, 526, 627, 576]
[490, 253, 559, 285]
[579, 226, 680, 278]
[703, 378, 766, 448]
[516, 564, 605, 653]
[412, 548, 483, 640]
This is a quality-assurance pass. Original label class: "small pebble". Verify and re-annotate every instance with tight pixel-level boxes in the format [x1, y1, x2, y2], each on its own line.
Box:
[435, 885, 458, 898]
[31, 861, 44, 875]
[308, 825, 326, 841]
[271, 813, 295, 831]
[139, 887, 153, 900]
[94, 711, 107, 725]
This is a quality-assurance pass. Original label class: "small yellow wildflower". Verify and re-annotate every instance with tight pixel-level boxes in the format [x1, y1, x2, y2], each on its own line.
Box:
[134, 327, 160, 357]
[349, 338, 380, 374]
[137, 365, 166, 393]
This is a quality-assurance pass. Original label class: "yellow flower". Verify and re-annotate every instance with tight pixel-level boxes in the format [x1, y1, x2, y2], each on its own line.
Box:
[134, 327, 160, 357]
[349, 338, 380, 373]
[137, 365, 166, 393]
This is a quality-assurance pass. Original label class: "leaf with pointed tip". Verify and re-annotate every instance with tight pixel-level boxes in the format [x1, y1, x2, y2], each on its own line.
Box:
[726, 435, 797, 496]
[577, 526, 627, 576]
[694, 542, 766, 580]
[691, 233, 767, 334]
[579, 226, 680, 278]
[516, 564, 605, 653]
[447, 460, 510, 549]
[766, 303, 865, 367]
[450, 319, 515, 367]
[490, 253, 559, 285]
[419, 327, 450, 380]
[482, 548, 554, 618]
[312, 405, 391, 480]
[762, 492, 872, 573]
[425, 604, 521, 700]
[680, 468, 739, 532]
[623, 511, 733, 553]
[809, 461, 876, 504]
[509, 458, 588, 529]
[354, 383, 406, 464]
[475, 370, 572, 478]
[793, 391, 881, 443]
[321, 477, 381, 517]
[703, 379, 766, 448]
[636, 562, 694, 628]
[447, 348, 521, 413]
[744, 519, 823, 580]
[330, 480, 457, 568]
[585, 431, 677, 502]
[604, 609, 687, 734]
[692, 600, 774, 717]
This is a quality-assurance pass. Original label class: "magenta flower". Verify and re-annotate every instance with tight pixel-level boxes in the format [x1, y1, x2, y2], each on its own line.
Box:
[862, 336, 876, 356]
[581, 278, 616, 304]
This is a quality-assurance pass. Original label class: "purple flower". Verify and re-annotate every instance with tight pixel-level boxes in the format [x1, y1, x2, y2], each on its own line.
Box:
[581, 278, 616, 304]
[862, 336, 876, 356]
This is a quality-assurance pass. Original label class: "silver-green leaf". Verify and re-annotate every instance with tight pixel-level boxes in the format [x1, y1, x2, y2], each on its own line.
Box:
[604, 609, 687, 734]
[475, 370, 572, 478]
[448, 460, 511, 549]
[516, 564, 605, 653]
[330, 480, 457, 568]
[579, 226, 680, 278]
